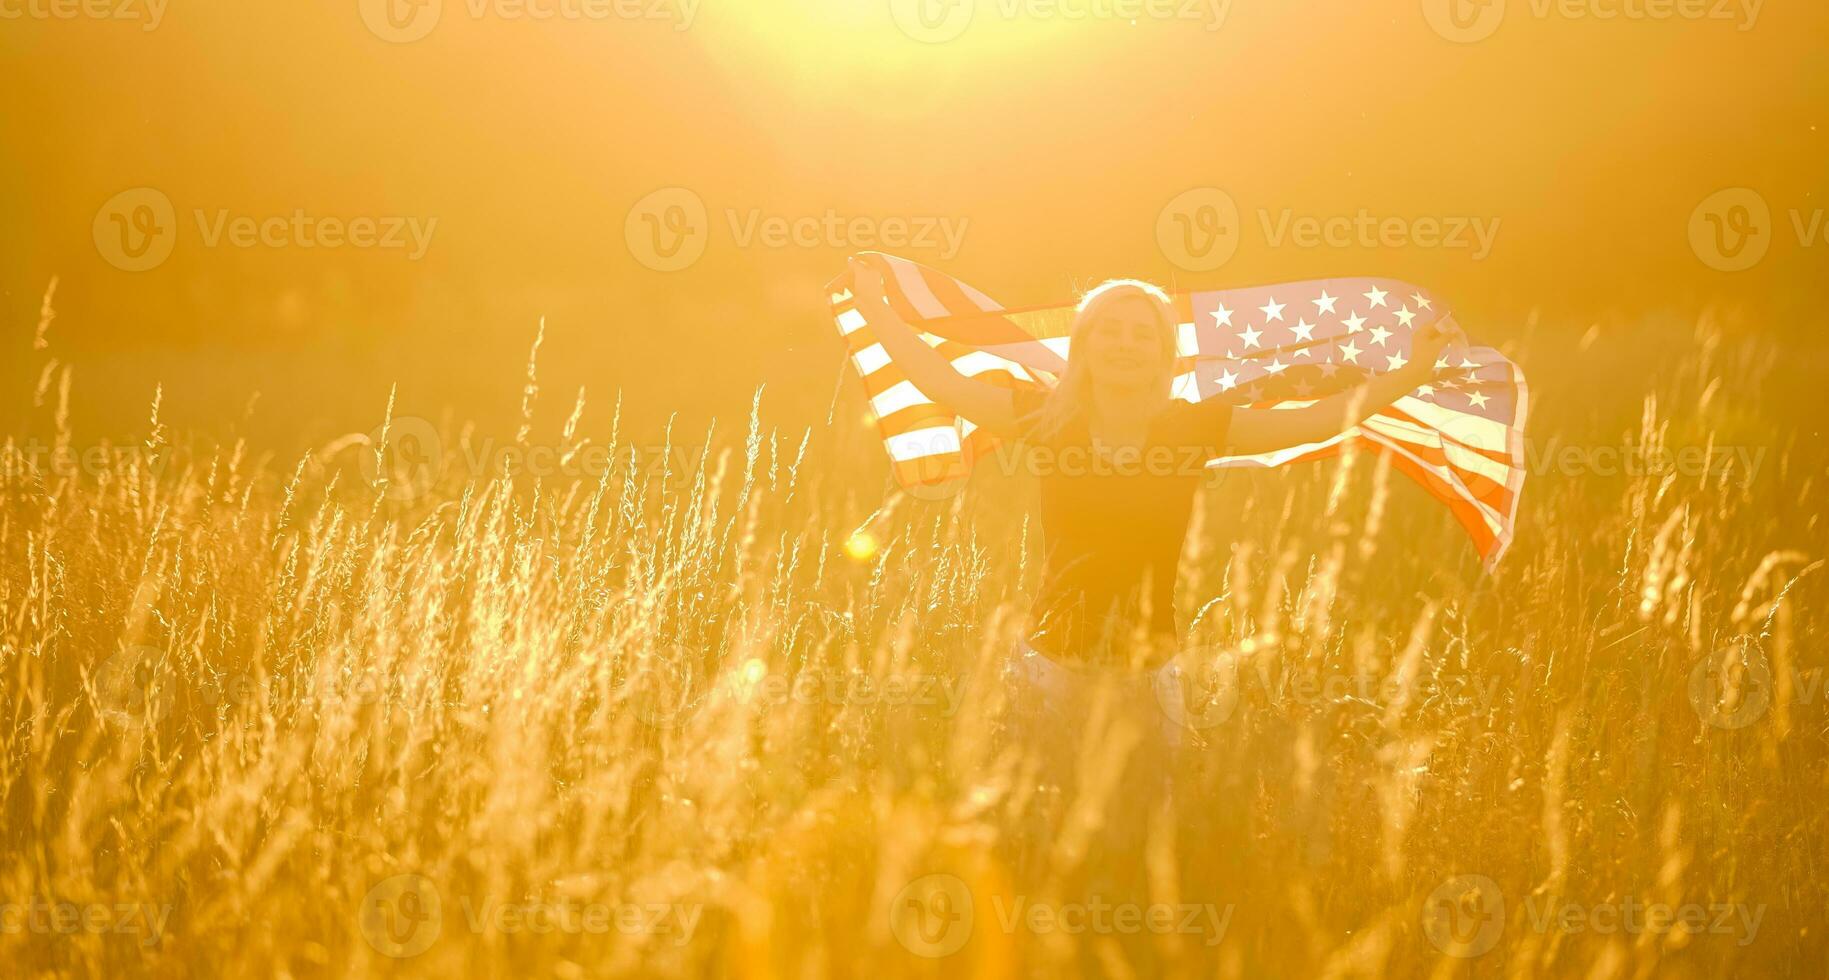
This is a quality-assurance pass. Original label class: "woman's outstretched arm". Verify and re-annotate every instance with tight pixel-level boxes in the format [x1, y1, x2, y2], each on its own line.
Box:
[1227, 316, 1462, 456]
[848, 257, 1024, 437]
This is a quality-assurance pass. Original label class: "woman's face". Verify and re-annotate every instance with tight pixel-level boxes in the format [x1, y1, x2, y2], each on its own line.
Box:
[1082, 294, 1170, 390]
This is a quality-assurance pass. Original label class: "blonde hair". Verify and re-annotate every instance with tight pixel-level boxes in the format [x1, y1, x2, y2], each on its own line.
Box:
[1025, 279, 1179, 444]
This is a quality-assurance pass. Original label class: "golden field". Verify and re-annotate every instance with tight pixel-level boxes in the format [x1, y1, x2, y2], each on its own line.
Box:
[2, 295, 1825, 979]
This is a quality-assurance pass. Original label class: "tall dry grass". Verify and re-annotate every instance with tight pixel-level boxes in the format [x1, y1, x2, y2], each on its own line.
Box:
[2, 302, 1825, 978]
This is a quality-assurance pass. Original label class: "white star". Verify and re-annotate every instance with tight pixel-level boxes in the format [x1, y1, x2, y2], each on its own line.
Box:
[1238, 324, 1263, 349]
[1241, 384, 1265, 402]
[1363, 286, 1388, 308]
[1386, 351, 1408, 371]
[1368, 324, 1393, 347]
[1216, 368, 1239, 390]
[1290, 318, 1316, 342]
[1338, 340, 1362, 363]
[1412, 292, 1432, 311]
[1318, 361, 1341, 378]
[1313, 290, 1338, 315]
[1342, 312, 1367, 333]
[1459, 357, 1479, 370]
[1467, 390, 1490, 409]
[1210, 302, 1233, 327]
[1293, 347, 1310, 359]
[1434, 355, 1452, 370]
[1259, 297, 1286, 322]
[1415, 384, 1434, 399]
[1265, 359, 1286, 374]
[1293, 379, 1314, 397]
[1394, 306, 1417, 328]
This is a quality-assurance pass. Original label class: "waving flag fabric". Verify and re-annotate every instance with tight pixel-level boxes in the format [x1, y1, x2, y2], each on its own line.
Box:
[825, 253, 1528, 565]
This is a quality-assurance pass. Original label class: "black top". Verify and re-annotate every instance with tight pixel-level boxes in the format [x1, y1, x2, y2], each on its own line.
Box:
[1012, 388, 1233, 664]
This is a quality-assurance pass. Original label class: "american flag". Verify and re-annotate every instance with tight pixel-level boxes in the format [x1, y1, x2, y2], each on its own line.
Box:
[826, 252, 1528, 565]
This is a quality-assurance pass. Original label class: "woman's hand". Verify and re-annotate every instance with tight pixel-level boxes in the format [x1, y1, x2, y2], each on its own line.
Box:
[848, 257, 891, 314]
[1409, 314, 1466, 375]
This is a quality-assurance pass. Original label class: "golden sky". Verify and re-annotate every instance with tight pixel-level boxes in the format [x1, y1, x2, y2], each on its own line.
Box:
[3, 0, 1825, 444]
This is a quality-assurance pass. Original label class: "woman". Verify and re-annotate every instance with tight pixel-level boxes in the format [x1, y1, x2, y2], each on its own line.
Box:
[847, 259, 1459, 881]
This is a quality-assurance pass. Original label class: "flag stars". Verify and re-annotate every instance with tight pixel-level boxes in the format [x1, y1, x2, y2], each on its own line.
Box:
[1368, 324, 1393, 347]
[1291, 318, 1316, 342]
[1467, 390, 1490, 409]
[1435, 355, 1452, 370]
[1293, 379, 1314, 398]
[1342, 312, 1367, 333]
[1363, 286, 1389, 308]
[1238, 324, 1263, 349]
[1313, 290, 1338, 315]
[1339, 340, 1363, 363]
[1259, 297, 1286, 322]
[1265, 359, 1287, 374]
[1318, 361, 1341, 378]
[1216, 368, 1239, 390]
[1412, 293, 1432, 311]
[1415, 384, 1434, 399]
[1395, 306, 1417, 328]
[1210, 302, 1234, 327]
[1386, 351, 1408, 371]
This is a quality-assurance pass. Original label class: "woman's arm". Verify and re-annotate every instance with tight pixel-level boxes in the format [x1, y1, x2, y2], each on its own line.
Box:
[1227, 316, 1462, 456]
[847, 257, 1024, 437]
